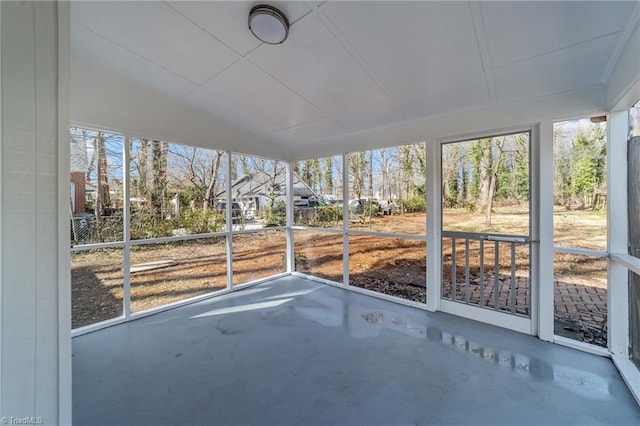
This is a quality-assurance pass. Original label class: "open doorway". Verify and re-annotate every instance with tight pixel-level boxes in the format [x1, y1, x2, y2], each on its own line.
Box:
[440, 131, 532, 331]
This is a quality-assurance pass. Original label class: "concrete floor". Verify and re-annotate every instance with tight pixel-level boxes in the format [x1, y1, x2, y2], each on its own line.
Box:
[73, 276, 640, 425]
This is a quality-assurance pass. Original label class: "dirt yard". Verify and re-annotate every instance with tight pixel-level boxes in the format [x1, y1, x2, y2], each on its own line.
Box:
[73, 206, 608, 345]
[72, 232, 287, 328]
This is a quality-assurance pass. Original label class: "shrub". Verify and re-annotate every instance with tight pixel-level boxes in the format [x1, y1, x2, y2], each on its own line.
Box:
[175, 208, 224, 234]
[130, 211, 174, 239]
[293, 207, 316, 226]
[262, 207, 286, 227]
[316, 206, 342, 225]
[399, 196, 426, 213]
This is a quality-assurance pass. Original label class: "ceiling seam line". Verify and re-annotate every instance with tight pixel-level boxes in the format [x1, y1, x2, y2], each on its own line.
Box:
[316, 11, 408, 119]
[188, 84, 284, 133]
[245, 57, 352, 132]
[76, 24, 203, 88]
[181, 56, 244, 101]
[490, 30, 624, 71]
[162, 1, 246, 57]
[468, 1, 497, 104]
[601, 2, 640, 84]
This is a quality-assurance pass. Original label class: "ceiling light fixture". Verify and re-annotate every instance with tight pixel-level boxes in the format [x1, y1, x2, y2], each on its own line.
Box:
[248, 4, 289, 45]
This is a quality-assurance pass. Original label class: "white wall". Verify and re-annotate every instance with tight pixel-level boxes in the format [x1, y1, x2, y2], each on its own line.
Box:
[0, 2, 70, 424]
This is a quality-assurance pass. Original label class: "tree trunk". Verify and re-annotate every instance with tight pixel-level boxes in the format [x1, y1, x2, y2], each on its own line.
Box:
[230, 155, 238, 182]
[486, 169, 498, 227]
[350, 153, 364, 199]
[151, 140, 167, 219]
[312, 158, 321, 194]
[96, 132, 110, 212]
[324, 157, 333, 195]
[241, 155, 250, 176]
[138, 140, 148, 197]
[629, 134, 640, 368]
[203, 151, 223, 210]
[475, 140, 492, 214]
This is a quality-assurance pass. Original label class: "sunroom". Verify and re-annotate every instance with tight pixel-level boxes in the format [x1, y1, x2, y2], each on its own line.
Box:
[2, 1, 640, 424]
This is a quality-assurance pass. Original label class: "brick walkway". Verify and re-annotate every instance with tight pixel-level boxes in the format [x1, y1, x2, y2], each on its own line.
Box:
[554, 279, 607, 326]
[553, 279, 607, 347]
[442, 275, 608, 334]
[442, 276, 530, 315]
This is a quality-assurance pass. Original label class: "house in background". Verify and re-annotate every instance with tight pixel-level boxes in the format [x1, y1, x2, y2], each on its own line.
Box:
[217, 168, 320, 219]
[69, 135, 88, 215]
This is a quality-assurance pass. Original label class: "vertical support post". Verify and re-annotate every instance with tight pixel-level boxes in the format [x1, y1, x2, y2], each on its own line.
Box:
[452, 238, 457, 301]
[426, 140, 442, 311]
[122, 135, 131, 318]
[480, 239, 485, 307]
[464, 238, 470, 304]
[57, 2, 72, 422]
[285, 161, 294, 274]
[342, 153, 349, 286]
[510, 242, 517, 313]
[494, 241, 500, 311]
[608, 110, 629, 356]
[225, 152, 233, 289]
[538, 120, 555, 341]
[422, 141, 428, 305]
[529, 125, 540, 332]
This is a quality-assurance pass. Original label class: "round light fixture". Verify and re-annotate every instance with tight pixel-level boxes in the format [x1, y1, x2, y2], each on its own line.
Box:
[248, 5, 289, 45]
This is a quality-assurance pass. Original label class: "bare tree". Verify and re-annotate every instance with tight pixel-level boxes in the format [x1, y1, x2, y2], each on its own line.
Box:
[323, 157, 333, 195]
[248, 157, 282, 211]
[151, 140, 167, 219]
[95, 131, 110, 215]
[137, 140, 148, 198]
[472, 137, 505, 227]
[349, 152, 366, 199]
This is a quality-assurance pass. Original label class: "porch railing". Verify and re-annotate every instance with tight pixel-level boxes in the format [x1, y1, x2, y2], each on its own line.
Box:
[442, 231, 530, 317]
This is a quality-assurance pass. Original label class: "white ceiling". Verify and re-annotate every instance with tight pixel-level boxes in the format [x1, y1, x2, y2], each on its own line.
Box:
[70, 1, 639, 159]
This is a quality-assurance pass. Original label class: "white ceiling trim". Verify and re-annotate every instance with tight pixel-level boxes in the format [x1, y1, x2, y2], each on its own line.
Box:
[602, 0, 640, 85]
[468, 1, 497, 104]
[286, 84, 608, 161]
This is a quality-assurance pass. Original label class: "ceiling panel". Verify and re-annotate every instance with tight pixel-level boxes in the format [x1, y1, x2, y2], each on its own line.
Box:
[399, 73, 491, 121]
[183, 87, 280, 135]
[322, 2, 490, 119]
[493, 34, 619, 102]
[167, 1, 312, 57]
[71, 24, 197, 99]
[205, 59, 326, 129]
[287, 117, 350, 142]
[266, 129, 308, 147]
[482, 1, 635, 69]
[71, 1, 239, 85]
[69, 1, 638, 160]
[248, 14, 404, 132]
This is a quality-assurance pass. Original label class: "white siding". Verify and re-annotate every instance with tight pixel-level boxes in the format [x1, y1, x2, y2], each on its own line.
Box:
[0, 2, 69, 424]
